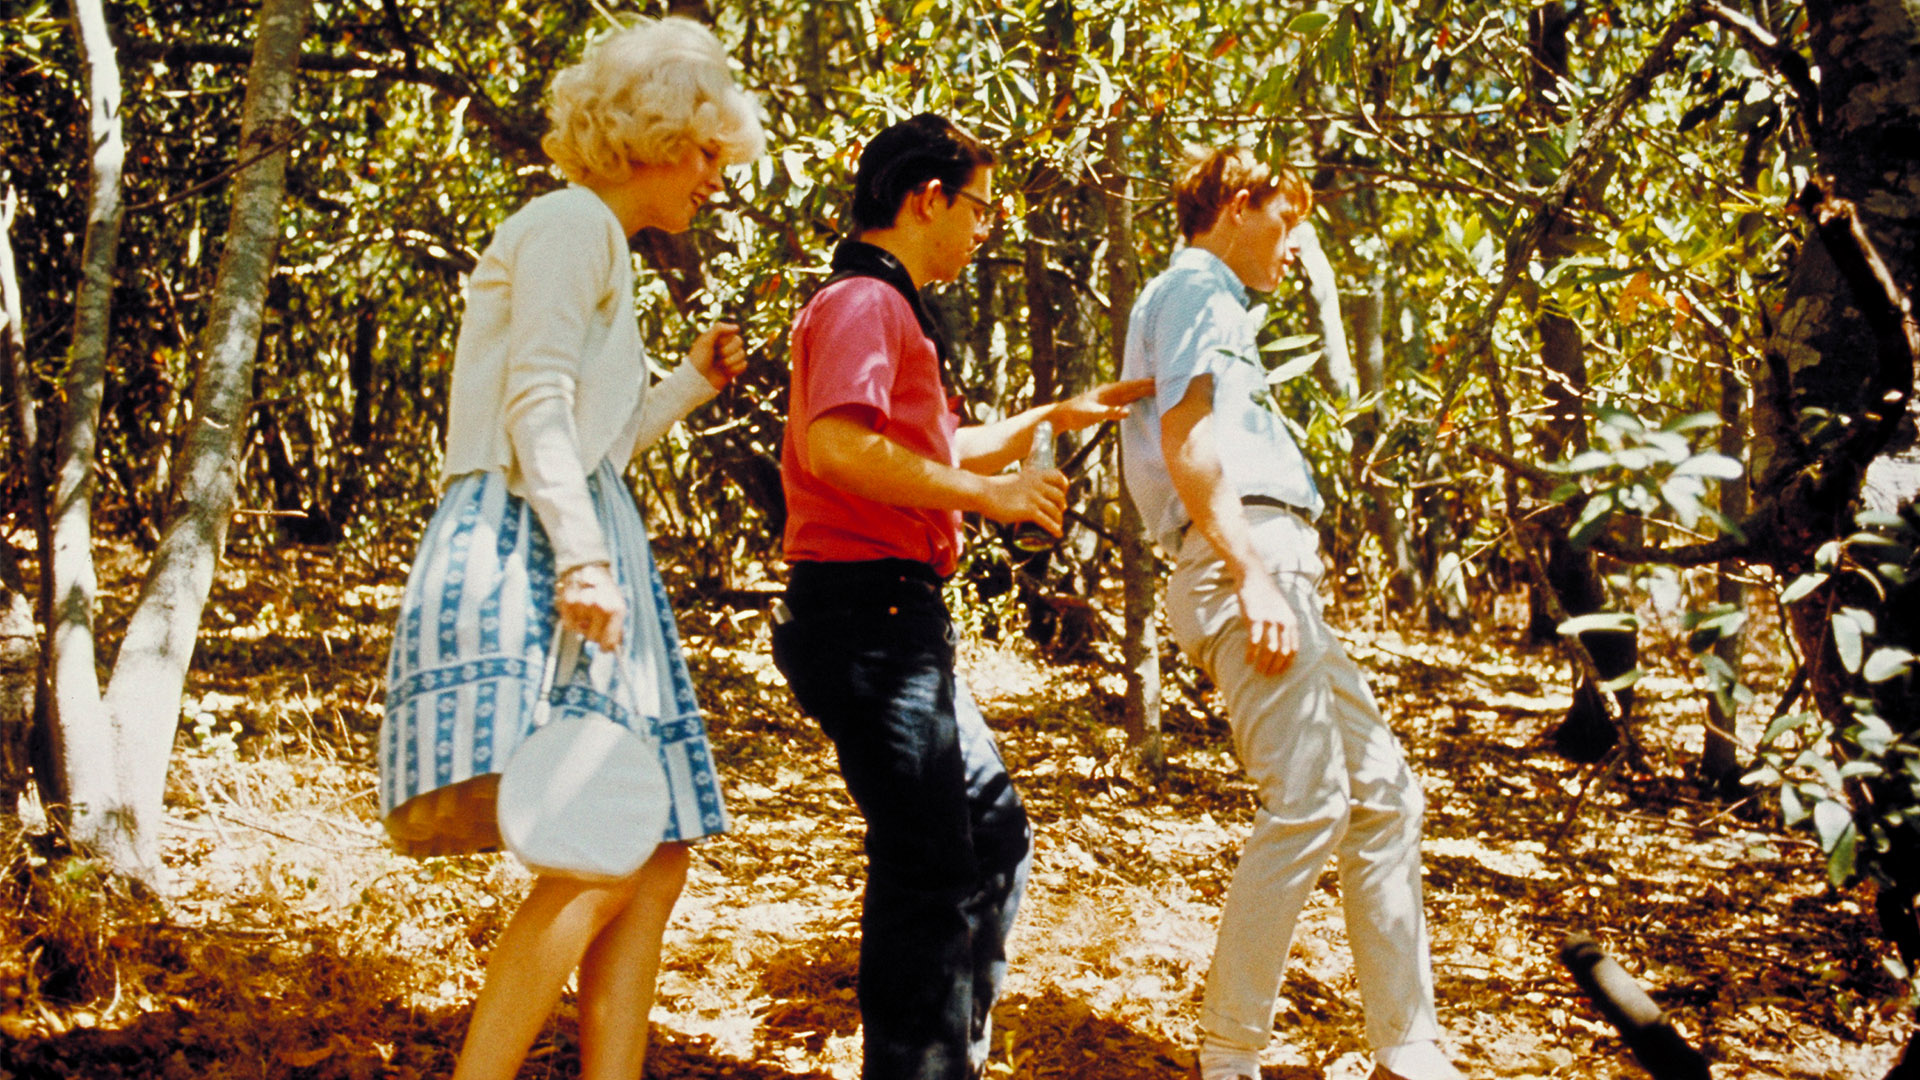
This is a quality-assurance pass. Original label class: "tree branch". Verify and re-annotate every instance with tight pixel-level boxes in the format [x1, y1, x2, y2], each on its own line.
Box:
[1467, 440, 1561, 488]
[1470, 442, 1755, 565]
[1582, 531, 1750, 567]
[123, 40, 544, 159]
[1700, 2, 1820, 138]
[1800, 179, 1919, 463]
[1434, 0, 1712, 426]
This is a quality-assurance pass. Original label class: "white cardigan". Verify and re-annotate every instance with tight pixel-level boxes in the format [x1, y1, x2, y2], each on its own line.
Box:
[440, 185, 716, 571]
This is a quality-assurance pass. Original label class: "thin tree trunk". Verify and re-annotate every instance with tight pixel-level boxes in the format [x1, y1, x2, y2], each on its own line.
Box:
[45, 0, 127, 850]
[0, 547, 31, 813]
[1104, 123, 1161, 771]
[1294, 223, 1354, 399]
[1347, 270, 1425, 616]
[1701, 350, 1748, 792]
[1023, 224, 1059, 408]
[90, 0, 312, 882]
[1, 188, 39, 811]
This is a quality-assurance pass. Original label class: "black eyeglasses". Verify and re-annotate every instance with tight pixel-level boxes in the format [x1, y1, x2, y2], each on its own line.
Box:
[953, 188, 1003, 224]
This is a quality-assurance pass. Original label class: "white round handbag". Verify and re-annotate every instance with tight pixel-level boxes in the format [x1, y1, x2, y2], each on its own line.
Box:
[496, 632, 671, 881]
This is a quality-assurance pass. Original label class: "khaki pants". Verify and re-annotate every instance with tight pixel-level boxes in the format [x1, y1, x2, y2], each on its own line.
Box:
[1169, 507, 1441, 1056]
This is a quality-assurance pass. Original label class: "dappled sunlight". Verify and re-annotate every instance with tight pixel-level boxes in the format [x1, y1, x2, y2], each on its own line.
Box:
[5, 547, 1907, 1078]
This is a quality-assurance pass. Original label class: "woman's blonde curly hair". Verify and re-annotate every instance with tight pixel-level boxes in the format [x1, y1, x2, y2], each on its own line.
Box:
[542, 15, 765, 184]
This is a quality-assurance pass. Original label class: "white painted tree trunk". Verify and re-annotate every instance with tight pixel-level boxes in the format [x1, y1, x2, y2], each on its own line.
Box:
[1293, 221, 1355, 400]
[47, 0, 127, 865]
[54, 0, 312, 884]
[2, 189, 39, 808]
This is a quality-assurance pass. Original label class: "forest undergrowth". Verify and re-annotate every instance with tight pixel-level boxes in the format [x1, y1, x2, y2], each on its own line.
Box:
[1, 541, 1912, 1079]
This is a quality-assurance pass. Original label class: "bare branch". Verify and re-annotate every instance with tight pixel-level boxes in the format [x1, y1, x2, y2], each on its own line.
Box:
[1583, 531, 1750, 567]
[1467, 441, 1561, 488]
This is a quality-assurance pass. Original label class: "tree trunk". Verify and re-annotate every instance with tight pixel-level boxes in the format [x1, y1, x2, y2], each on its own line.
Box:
[1, 189, 39, 811]
[67, 0, 313, 883]
[45, 0, 128, 850]
[1023, 221, 1059, 408]
[1701, 350, 1748, 793]
[1735, 5, 1920, 1070]
[1520, 1, 1640, 763]
[1103, 122, 1161, 771]
[0, 543, 32, 812]
[1294, 223, 1354, 399]
[1347, 270, 1424, 616]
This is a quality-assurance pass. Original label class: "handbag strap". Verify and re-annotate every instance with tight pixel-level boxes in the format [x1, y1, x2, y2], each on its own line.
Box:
[532, 626, 660, 749]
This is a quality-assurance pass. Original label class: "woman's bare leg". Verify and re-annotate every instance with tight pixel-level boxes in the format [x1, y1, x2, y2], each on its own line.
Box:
[451, 871, 643, 1080]
[577, 842, 691, 1080]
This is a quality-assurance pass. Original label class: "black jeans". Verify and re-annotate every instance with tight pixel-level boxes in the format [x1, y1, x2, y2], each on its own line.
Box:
[772, 560, 1032, 1080]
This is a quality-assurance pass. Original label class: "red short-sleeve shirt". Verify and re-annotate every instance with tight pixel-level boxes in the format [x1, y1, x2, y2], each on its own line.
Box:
[782, 277, 963, 575]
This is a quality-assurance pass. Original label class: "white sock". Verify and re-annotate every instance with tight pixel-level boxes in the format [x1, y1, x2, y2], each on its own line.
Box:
[1198, 1037, 1261, 1080]
[1375, 1039, 1464, 1080]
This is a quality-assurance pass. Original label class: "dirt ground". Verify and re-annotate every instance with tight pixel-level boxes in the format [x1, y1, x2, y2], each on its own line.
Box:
[1, 545, 1911, 1079]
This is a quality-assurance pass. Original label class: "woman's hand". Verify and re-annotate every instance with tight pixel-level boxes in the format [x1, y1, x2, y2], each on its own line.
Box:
[557, 562, 625, 651]
[690, 322, 747, 390]
[1046, 378, 1154, 431]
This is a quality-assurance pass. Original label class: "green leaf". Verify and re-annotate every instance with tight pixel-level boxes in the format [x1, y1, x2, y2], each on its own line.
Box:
[1864, 647, 1915, 683]
[1262, 333, 1321, 352]
[1779, 572, 1828, 604]
[1839, 605, 1878, 636]
[1601, 667, 1643, 692]
[1671, 452, 1744, 480]
[1851, 712, 1896, 755]
[1813, 798, 1852, 851]
[1832, 610, 1865, 673]
[1780, 783, 1807, 825]
[1557, 612, 1639, 636]
[1569, 491, 1617, 548]
[1661, 477, 1704, 528]
[1826, 822, 1858, 884]
[1761, 710, 1817, 745]
[1288, 11, 1333, 34]
[1595, 406, 1646, 434]
[1662, 411, 1722, 433]
[1265, 352, 1321, 385]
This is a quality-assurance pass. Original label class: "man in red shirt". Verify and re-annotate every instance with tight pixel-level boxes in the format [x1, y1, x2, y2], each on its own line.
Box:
[771, 113, 1149, 1080]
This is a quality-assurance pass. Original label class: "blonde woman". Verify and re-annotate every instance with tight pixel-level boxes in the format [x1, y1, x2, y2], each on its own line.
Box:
[375, 17, 763, 1080]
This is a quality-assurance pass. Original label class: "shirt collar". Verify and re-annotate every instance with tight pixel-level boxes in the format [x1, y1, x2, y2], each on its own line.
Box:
[1170, 245, 1250, 308]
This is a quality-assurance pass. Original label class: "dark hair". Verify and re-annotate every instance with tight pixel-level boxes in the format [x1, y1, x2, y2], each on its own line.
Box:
[849, 113, 996, 234]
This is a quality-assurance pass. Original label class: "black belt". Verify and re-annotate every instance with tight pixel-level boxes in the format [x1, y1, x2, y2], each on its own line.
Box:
[1179, 495, 1306, 541]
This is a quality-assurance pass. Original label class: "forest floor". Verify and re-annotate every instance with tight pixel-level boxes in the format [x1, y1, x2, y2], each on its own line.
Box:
[1, 542, 1913, 1080]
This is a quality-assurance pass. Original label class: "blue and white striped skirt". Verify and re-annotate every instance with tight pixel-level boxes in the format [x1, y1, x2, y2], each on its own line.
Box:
[378, 459, 729, 856]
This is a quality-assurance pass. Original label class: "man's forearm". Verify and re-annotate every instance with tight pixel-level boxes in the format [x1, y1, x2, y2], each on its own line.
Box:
[809, 413, 991, 514]
[953, 404, 1049, 474]
[1169, 444, 1266, 585]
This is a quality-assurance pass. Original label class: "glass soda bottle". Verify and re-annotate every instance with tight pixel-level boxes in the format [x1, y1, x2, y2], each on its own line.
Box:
[1010, 420, 1056, 553]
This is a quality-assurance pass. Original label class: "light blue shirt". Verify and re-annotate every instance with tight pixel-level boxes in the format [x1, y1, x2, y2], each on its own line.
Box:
[1120, 246, 1324, 555]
